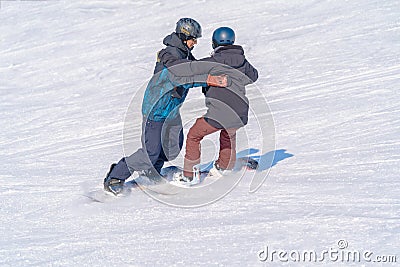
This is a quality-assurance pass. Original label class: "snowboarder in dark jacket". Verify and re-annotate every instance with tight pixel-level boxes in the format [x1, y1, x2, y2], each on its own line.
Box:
[104, 18, 228, 195]
[169, 27, 258, 182]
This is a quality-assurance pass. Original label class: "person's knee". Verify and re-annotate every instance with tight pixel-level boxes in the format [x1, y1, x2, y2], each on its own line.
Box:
[162, 143, 181, 161]
[187, 128, 204, 142]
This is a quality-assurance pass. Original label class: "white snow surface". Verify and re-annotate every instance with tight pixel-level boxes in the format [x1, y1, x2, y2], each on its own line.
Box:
[1, 0, 399, 266]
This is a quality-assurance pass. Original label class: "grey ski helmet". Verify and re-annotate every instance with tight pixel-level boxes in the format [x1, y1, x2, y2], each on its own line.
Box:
[212, 27, 235, 49]
[176, 18, 202, 40]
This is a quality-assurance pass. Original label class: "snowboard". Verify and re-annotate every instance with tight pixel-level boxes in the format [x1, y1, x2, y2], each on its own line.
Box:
[83, 157, 258, 202]
[137, 156, 259, 195]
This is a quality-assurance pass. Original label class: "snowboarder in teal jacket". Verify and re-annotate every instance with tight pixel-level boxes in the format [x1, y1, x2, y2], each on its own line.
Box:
[104, 18, 227, 195]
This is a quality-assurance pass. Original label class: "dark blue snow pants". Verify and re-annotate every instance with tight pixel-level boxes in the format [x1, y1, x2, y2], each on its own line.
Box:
[108, 116, 184, 180]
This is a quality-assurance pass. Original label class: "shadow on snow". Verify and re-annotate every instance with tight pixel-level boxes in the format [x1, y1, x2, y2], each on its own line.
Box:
[190, 148, 294, 173]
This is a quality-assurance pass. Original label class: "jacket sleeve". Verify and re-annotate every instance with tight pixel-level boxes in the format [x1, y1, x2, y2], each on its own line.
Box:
[244, 59, 258, 83]
[167, 69, 209, 89]
[167, 57, 224, 77]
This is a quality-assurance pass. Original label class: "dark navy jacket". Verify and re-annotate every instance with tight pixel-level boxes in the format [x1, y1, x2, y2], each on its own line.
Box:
[168, 45, 258, 129]
[201, 45, 258, 128]
[154, 32, 196, 74]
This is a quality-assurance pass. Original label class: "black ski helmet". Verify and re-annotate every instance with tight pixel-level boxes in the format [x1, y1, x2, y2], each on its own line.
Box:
[212, 27, 235, 49]
[175, 18, 202, 40]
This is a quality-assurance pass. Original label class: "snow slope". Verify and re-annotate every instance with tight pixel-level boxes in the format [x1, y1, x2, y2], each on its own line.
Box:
[1, 0, 399, 266]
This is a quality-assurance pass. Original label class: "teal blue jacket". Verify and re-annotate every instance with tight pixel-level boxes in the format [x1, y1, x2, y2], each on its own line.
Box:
[141, 66, 207, 121]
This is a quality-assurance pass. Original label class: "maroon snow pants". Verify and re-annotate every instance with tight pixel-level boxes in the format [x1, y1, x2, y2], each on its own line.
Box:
[183, 117, 237, 178]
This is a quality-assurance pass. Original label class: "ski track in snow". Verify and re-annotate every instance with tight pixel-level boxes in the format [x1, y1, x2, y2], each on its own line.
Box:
[1, 0, 399, 266]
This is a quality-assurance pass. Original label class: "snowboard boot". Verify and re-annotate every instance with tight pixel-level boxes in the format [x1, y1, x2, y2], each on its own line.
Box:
[103, 163, 125, 195]
[207, 162, 232, 178]
[173, 172, 193, 185]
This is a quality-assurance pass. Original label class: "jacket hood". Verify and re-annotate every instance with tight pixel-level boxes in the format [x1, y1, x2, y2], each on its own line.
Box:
[212, 45, 246, 68]
[163, 33, 189, 54]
